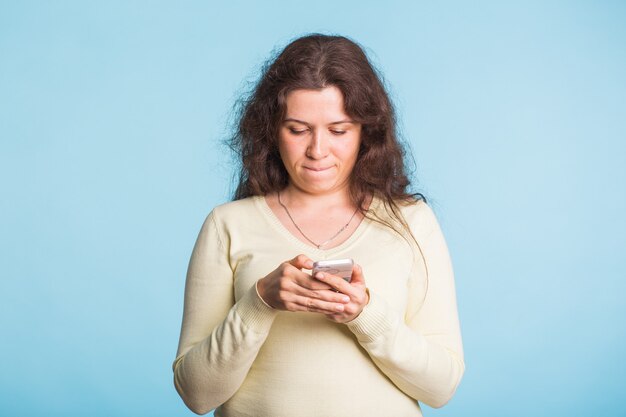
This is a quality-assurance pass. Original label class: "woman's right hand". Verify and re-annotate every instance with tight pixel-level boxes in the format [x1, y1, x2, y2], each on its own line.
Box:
[256, 254, 351, 314]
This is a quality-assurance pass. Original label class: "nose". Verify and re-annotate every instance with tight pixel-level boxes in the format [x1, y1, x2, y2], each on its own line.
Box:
[306, 129, 330, 160]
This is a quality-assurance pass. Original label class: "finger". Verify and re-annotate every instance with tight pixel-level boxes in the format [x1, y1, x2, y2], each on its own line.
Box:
[279, 266, 331, 291]
[313, 271, 357, 297]
[304, 288, 351, 304]
[287, 254, 314, 270]
[277, 259, 318, 286]
[349, 264, 366, 285]
[283, 278, 349, 303]
[294, 295, 346, 314]
[297, 274, 333, 291]
[278, 278, 346, 304]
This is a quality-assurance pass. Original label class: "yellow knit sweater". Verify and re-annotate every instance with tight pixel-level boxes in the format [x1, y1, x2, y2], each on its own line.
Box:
[173, 196, 464, 417]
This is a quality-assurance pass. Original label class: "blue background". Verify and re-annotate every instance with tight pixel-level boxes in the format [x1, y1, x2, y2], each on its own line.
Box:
[1, 1, 625, 416]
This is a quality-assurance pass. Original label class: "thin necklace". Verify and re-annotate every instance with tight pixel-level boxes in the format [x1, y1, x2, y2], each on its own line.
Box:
[277, 192, 360, 249]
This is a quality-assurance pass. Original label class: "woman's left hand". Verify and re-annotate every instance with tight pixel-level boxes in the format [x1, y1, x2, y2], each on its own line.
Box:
[313, 263, 369, 323]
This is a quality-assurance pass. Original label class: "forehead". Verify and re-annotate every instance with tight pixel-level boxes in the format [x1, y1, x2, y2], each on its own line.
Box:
[283, 86, 349, 121]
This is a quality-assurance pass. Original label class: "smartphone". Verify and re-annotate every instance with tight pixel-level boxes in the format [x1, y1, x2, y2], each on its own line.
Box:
[312, 258, 354, 282]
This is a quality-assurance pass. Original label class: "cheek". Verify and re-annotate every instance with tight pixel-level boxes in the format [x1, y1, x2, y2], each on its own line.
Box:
[336, 138, 361, 162]
[278, 140, 302, 164]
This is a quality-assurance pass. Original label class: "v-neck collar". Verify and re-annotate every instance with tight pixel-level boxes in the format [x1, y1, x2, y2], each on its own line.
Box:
[254, 195, 380, 257]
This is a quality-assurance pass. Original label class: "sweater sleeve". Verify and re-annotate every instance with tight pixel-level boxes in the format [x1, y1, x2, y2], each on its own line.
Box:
[346, 203, 465, 408]
[172, 211, 278, 415]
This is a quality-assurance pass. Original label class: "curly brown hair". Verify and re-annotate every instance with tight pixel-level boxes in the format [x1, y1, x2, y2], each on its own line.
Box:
[229, 33, 425, 231]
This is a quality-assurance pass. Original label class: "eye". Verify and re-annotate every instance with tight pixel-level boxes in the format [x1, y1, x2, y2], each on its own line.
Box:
[288, 128, 307, 135]
[330, 130, 346, 135]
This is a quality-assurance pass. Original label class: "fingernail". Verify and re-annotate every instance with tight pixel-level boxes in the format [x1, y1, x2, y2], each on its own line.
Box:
[342, 296, 350, 303]
[305, 260, 313, 268]
[316, 272, 324, 279]
[335, 304, 344, 312]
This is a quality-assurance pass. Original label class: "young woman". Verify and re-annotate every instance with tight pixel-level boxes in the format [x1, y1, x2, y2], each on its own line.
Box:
[173, 34, 464, 417]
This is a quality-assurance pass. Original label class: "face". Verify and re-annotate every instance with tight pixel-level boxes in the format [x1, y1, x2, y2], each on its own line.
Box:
[278, 86, 362, 196]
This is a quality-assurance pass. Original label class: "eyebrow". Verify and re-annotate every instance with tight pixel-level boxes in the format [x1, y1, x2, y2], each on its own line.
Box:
[283, 118, 355, 126]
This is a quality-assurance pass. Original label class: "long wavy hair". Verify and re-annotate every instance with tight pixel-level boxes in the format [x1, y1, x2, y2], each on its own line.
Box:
[228, 33, 425, 237]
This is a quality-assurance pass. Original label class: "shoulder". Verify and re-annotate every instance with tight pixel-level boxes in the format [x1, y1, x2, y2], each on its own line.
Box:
[196, 197, 263, 244]
[209, 196, 260, 223]
[397, 197, 432, 219]
[367, 195, 440, 239]
[396, 198, 441, 238]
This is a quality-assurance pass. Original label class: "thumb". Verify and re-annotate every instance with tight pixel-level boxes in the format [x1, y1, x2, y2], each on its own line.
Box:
[288, 254, 313, 270]
[350, 264, 366, 285]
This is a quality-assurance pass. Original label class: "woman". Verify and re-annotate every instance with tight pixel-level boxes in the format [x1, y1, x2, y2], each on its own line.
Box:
[173, 34, 464, 417]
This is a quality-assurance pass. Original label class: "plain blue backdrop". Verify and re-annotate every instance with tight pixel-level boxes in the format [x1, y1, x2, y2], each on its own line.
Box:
[1, 1, 625, 416]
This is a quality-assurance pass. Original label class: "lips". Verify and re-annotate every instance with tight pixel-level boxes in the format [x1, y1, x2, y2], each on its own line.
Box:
[304, 166, 332, 172]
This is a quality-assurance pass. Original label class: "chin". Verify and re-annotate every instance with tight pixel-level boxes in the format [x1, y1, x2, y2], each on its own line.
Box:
[296, 180, 347, 195]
